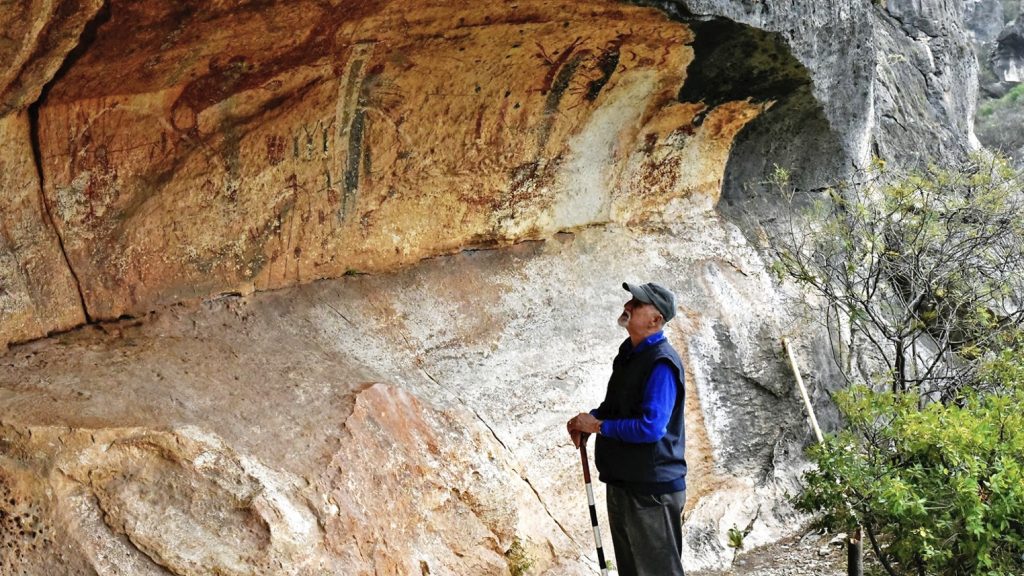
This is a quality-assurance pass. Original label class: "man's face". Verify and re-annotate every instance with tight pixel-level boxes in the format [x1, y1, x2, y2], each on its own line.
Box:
[618, 297, 660, 333]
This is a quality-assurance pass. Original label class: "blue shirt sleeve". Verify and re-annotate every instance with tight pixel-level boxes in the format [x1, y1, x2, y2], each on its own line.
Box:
[599, 361, 677, 443]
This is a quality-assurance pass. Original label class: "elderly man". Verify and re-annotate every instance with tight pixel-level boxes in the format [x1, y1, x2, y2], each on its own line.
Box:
[567, 282, 687, 576]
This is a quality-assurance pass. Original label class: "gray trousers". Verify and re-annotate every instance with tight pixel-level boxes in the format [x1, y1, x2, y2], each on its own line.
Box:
[606, 484, 685, 576]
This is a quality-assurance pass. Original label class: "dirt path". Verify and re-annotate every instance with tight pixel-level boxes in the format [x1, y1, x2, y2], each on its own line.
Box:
[696, 529, 867, 576]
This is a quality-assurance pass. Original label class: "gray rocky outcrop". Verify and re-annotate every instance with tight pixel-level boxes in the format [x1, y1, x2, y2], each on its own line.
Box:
[654, 0, 977, 204]
[965, 0, 1007, 44]
[971, 0, 1024, 163]
[992, 17, 1024, 82]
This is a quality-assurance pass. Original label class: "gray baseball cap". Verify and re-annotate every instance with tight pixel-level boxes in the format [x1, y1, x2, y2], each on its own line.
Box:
[623, 282, 676, 322]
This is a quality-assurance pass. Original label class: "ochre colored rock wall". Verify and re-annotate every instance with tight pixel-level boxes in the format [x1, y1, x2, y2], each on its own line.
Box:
[0, 0, 103, 114]
[1, 0, 101, 345]
[0, 112, 85, 345]
[32, 0, 763, 324]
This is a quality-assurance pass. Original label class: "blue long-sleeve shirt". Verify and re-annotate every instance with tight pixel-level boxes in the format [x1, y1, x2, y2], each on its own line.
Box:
[593, 331, 677, 443]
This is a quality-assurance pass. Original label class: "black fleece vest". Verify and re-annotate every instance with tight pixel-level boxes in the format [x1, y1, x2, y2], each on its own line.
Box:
[594, 337, 687, 485]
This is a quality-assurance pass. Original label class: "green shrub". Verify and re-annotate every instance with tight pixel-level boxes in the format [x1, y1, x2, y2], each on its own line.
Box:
[1007, 83, 1024, 104]
[505, 537, 533, 576]
[796, 352, 1024, 575]
[976, 87, 1024, 164]
[727, 526, 746, 549]
[768, 156, 1024, 575]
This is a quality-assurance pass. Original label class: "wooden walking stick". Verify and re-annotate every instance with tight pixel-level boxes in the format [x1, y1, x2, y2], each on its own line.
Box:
[579, 438, 609, 575]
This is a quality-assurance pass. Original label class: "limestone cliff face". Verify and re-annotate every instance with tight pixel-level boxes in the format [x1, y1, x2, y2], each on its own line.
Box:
[993, 18, 1024, 82]
[671, 0, 979, 202]
[1, 0, 979, 573]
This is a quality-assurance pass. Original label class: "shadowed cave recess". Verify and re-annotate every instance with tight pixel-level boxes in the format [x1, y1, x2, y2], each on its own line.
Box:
[0, 0, 969, 574]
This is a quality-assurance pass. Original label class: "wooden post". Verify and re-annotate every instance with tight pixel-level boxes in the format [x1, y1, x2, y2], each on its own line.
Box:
[847, 527, 864, 576]
[782, 337, 823, 443]
[782, 338, 862, 576]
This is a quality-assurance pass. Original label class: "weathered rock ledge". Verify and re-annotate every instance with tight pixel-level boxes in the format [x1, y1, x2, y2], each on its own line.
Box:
[4, 0, 775, 348]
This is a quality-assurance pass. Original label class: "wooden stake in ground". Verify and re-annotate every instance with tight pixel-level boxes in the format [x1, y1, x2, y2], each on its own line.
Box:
[782, 338, 823, 443]
[781, 338, 863, 576]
